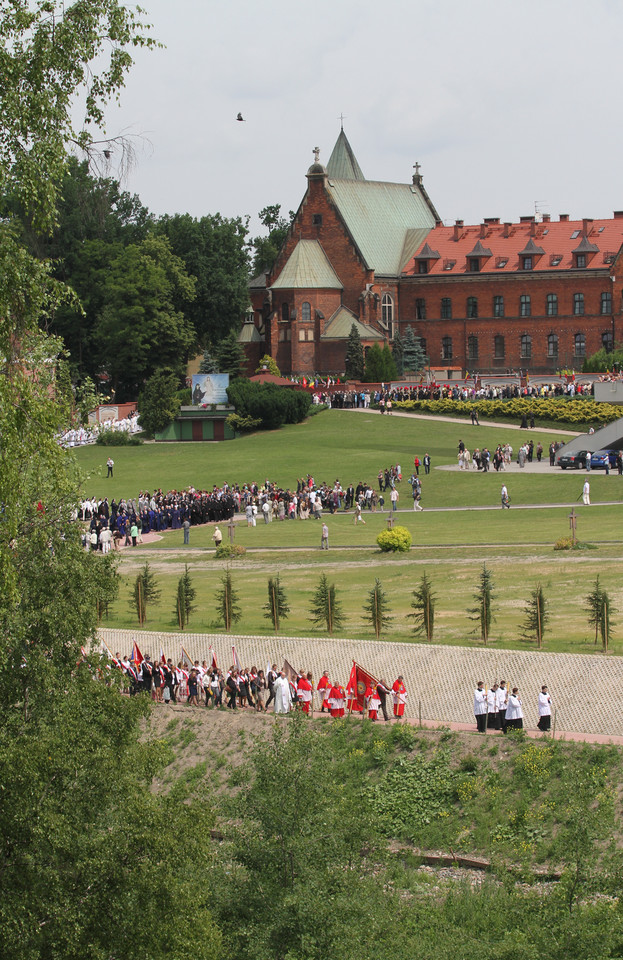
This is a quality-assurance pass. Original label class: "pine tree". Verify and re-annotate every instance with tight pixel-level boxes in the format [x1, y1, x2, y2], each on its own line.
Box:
[176, 564, 196, 629]
[600, 590, 613, 653]
[216, 569, 241, 631]
[309, 574, 344, 634]
[263, 574, 290, 632]
[198, 348, 219, 374]
[363, 578, 392, 639]
[522, 583, 549, 648]
[344, 323, 364, 381]
[586, 577, 615, 652]
[215, 330, 247, 379]
[392, 330, 404, 376]
[131, 561, 161, 624]
[469, 563, 495, 645]
[409, 572, 437, 641]
[402, 325, 427, 373]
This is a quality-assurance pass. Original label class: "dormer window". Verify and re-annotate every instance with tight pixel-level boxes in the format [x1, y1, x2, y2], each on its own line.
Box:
[522, 256, 533, 270]
[469, 258, 480, 273]
[418, 260, 428, 274]
[576, 254, 586, 268]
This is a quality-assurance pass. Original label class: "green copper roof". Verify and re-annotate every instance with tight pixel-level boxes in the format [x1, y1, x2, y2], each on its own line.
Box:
[326, 129, 365, 181]
[320, 306, 384, 340]
[327, 179, 436, 275]
[270, 239, 343, 290]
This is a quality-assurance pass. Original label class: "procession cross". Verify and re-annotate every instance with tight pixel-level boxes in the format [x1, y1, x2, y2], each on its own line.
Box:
[568, 507, 577, 545]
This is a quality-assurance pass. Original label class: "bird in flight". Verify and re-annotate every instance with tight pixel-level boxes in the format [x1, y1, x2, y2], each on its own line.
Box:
[236, 112, 245, 121]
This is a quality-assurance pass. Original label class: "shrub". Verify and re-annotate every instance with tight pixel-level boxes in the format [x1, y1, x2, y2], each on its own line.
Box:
[376, 526, 412, 552]
[95, 429, 142, 446]
[554, 537, 574, 551]
[226, 379, 312, 430]
[215, 543, 246, 559]
[392, 396, 620, 427]
[226, 413, 262, 433]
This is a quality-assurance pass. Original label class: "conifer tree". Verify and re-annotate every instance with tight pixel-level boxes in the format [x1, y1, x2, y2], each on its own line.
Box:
[309, 574, 344, 634]
[198, 348, 219, 374]
[215, 330, 247, 379]
[522, 583, 549, 648]
[586, 576, 615, 652]
[409, 572, 437, 641]
[402, 325, 427, 373]
[264, 574, 290, 632]
[216, 569, 241, 631]
[131, 561, 161, 624]
[176, 564, 196, 629]
[392, 329, 404, 376]
[344, 323, 364, 380]
[469, 563, 495, 645]
[363, 578, 392, 639]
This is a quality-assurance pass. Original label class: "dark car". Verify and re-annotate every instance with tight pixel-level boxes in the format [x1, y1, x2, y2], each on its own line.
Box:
[557, 449, 590, 470]
[590, 449, 619, 469]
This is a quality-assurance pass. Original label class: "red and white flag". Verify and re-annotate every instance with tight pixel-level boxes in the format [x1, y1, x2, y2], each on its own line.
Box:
[346, 661, 380, 713]
[209, 645, 218, 671]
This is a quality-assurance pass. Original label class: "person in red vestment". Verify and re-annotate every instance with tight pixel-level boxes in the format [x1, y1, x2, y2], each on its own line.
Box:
[366, 684, 381, 721]
[297, 674, 313, 714]
[392, 676, 407, 717]
[329, 682, 345, 718]
[317, 670, 331, 712]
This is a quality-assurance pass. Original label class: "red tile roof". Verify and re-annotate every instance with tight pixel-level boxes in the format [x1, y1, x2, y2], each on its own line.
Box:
[403, 217, 623, 276]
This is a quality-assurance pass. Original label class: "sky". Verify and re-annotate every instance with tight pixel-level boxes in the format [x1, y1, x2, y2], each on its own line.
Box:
[97, 0, 623, 235]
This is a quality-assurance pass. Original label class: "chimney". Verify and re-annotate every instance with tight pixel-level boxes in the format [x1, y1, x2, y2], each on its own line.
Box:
[480, 223, 487, 239]
[453, 219, 464, 241]
[519, 215, 535, 223]
[559, 214, 569, 222]
[484, 218, 500, 224]
[614, 211, 623, 219]
[503, 222, 512, 238]
[542, 213, 551, 222]
[582, 218, 593, 235]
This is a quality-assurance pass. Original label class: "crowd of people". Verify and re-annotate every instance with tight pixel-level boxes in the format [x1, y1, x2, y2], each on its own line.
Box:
[474, 680, 552, 733]
[315, 380, 595, 409]
[59, 413, 141, 448]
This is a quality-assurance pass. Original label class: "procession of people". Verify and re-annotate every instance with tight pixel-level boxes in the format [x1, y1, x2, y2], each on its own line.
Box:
[474, 679, 552, 734]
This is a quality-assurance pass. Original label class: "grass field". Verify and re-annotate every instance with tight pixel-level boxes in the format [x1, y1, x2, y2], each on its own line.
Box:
[77, 410, 623, 653]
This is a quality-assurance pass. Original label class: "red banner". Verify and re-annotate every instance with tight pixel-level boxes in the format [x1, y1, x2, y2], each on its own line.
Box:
[346, 661, 379, 712]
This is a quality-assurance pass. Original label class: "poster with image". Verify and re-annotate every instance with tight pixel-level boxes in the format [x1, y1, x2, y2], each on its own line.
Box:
[191, 374, 229, 406]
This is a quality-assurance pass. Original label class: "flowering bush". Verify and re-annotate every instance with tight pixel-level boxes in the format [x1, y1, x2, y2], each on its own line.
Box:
[376, 526, 412, 552]
[392, 397, 620, 427]
[215, 543, 246, 559]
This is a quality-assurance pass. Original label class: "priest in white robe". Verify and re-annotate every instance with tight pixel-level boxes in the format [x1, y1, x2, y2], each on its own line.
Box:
[273, 671, 292, 715]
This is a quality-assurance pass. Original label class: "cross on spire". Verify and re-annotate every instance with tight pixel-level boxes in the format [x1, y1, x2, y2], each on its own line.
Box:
[338, 113, 346, 130]
[312, 146, 320, 163]
[413, 161, 421, 177]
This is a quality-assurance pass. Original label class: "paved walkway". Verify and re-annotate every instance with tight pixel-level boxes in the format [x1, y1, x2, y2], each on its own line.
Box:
[346, 405, 579, 435]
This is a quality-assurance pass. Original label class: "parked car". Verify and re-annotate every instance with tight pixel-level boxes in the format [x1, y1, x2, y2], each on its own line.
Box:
[590, 449, 619, 469]
[557, 449, 590, 469]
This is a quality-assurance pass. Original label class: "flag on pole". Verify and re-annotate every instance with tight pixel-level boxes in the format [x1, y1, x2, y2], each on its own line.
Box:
[346, 661, 380, 713]
[180, 643, 193, 669]
[100, 638, 121, 669]
[160, 646, 167, 664]
[232, 645, 242, 671]
[130, 640, 143, 667]
[209, 645, 218, 671]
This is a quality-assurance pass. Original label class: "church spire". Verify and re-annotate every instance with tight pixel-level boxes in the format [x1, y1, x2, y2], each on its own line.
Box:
[326, 128, 365, 181]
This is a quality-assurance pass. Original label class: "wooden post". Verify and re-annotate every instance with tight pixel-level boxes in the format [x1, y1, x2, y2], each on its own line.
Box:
[227, 518, 236, 544]
[568, 507, 577, 545]
[418, 700, 422, 728]
[552, 707, 557, 740]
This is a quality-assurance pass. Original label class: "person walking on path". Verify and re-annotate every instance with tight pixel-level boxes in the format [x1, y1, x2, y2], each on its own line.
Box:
[505, 688, 524, 730]
[392, 676, 407, 718]
[320, 521, 329, 549]
[583, 479, 591, 505]
[183, 518, 190, 545]
[474, 681, 487, 733]
[537, 685, 552, 732]
[390, 487, 399, 512]
[212, 525, 223, 549]
[501, 484, 510, 509]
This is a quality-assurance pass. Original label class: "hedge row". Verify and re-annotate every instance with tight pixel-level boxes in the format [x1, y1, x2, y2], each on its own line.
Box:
[392, 397, 622, 426]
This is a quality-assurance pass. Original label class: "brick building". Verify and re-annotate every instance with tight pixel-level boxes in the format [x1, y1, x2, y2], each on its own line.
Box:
[242, 131, 623, 375]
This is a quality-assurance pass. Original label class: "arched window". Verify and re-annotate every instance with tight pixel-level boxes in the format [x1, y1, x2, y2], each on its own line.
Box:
[281, 302, 290, 323]
[546, 294, 558, 316]
[574, 333, 586, 357]
[520, 294, 531, 317]
[467, 335, 479, 361]
[574, 293, 584, 316]
[547, 334, 558, 358]
[381, 294, 394, 327]
[494, 335, 505, 359]
[467, 296, 478, 319]
[301, 301, 311, 322]
[520, 334, 532, 359]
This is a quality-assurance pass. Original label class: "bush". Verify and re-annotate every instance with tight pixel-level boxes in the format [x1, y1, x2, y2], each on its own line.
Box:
[226, 380, 312, 430]
[226, 413, 262, 433]
[215, 543, 246, 559]
[95, 429, 143, 446]
[554, 536, 574, 551]
[376, 526, 412, 552]
[392, 396, 620, 427]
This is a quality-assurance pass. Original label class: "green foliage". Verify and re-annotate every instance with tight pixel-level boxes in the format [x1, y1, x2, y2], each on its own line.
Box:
[255, 353, 280, 376]
[370, 751, 458, 839]
[95, 427, 142, 445]
[522, 582, 549, 648]
[176, 564, 196, 629]
[215, 570, 241, 630]
[225, 412, 261, 433]
[585, 576, 614, 652]
[345, 323, 365, 380]
[554, 536, 575, 550]
[138, 368, 182, 436]
[198, 347, 219, 374]
[469, 563, 495, 644]
[131, 560, 161, 624]
[249, 204, 294, 277]
[308, 573, 344, 634]
[392, 329, 404, 376]
[214, 329, 247, 379]
[227, 379, 311, 430]
[410, 571, 437, 640]
[376, 525, 412, 552]
[214, 543, 246, 559]
[583, 345, 623, 373]
[393, 395, 620, 427]
[363, 578, 392, 638]
[264, 574, 290, 632]
[402, 324, 427, 372]
[363, 342, 397, 382]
